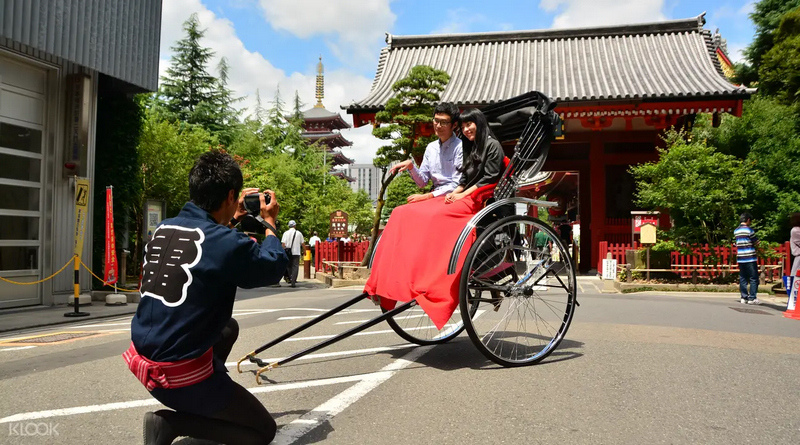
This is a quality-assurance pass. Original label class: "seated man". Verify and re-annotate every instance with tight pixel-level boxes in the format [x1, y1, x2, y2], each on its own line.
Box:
[124, 150, 287, 445]
[389, 102, 463, 203]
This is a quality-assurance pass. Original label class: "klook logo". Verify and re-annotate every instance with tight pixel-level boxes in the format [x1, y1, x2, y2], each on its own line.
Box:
[8, 422, 61, 436]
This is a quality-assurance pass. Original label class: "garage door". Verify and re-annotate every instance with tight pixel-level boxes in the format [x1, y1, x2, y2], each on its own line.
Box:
[0, 54, 46, 308]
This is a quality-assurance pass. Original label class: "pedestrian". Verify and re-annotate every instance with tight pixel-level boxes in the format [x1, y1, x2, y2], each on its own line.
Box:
[282, 220, 304, 287]
[791, 212, 800, 276]
[389, 102, 463, 203]
[308, 231, 321, 267]
[341, 233, 352, 243]
[125, 150, 287, 445]
[735, 212, 760, 304]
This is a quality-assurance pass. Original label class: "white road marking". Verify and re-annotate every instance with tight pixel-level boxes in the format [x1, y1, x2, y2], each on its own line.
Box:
[0, 346, 36, 352]
[227, 344, 414, 369]
[71, 321, 131, 328]
[0, 373, 384, 424]
[272, 345, 434, 445]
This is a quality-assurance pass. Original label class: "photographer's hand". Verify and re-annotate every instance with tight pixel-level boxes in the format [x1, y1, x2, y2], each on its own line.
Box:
[261, 190, 279, 238]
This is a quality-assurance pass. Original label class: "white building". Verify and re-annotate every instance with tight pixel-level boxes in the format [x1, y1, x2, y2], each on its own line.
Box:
[343, 163, 383, 206]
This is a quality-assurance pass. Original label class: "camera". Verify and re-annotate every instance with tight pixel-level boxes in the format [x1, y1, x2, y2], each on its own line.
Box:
[243, 192, 270, 216]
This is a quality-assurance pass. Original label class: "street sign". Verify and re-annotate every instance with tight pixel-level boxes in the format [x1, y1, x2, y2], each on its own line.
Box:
[640, 223, 657, 244]
[329, 210, 349, 238]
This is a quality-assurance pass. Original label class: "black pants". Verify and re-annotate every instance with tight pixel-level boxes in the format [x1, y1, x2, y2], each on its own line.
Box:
[285, 254, 300, 285]
[150, 319, 277, 444]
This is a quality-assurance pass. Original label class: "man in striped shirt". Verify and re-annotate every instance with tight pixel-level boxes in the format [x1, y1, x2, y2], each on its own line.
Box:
[735, 212, 760, 304]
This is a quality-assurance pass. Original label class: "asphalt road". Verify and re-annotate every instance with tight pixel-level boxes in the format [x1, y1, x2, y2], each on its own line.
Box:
[1, 283, 799, 445]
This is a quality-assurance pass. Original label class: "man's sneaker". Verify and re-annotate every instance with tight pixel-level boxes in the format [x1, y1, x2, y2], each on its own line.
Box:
[746, 298, 761, 305]
[740, 298, 747, 304]
[143, 412, 175, 445]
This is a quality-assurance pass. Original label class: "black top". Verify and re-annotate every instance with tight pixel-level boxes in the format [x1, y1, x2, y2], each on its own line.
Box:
[459, 137, 505, 189]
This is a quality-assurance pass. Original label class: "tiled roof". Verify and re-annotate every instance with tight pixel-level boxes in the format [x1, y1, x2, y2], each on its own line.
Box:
[345, 14, 748, 112]
[302, 132, 354, 147]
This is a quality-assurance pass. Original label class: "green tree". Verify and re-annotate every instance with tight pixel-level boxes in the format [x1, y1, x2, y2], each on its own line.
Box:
[630, 131, 772, 248]
[226, 106, 374, 240]
[758, 8, 800, 105]
[138, 109, 216, 219]
[158, 14, 240, 143]
[705, 97, 800, 240]
[735, 0, 800, 85]
[363, 65, 451, 264]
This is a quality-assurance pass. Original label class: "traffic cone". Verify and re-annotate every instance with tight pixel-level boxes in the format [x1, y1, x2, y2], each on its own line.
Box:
[783, 270, 800, 320]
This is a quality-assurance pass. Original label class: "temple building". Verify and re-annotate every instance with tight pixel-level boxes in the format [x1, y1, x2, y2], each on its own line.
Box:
[345, 14, 751, 273]
[301, 57, 354, 181]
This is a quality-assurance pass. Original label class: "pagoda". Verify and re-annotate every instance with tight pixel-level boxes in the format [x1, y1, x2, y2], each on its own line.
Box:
[301, 57, 354, 179]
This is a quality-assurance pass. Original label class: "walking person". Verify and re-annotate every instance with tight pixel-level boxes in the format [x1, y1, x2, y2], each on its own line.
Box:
[389, 102, 463, 203]
[791, 213, 800, 276]
[308, 231, 321, 268]
[735, 212, 760, 304]
[282, 220, 304, 287]
[125, 150, 287, 445]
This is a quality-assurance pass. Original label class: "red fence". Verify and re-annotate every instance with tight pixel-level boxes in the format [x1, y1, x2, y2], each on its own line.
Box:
[314, 241, 370, 274]
[597, 241, 792, 280]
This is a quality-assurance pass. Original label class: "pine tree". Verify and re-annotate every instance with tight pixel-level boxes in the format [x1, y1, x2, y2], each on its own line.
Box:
[160, 14, 217, 123]
[158, 14, 240, 145]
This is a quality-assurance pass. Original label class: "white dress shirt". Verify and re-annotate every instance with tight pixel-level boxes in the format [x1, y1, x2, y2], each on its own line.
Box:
[408, 135, 463, 197]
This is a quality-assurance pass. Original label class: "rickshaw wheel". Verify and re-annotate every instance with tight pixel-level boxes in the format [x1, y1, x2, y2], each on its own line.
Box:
[459, 215, 577, 366]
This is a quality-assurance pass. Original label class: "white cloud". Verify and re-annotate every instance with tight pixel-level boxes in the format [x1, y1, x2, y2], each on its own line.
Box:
[539, 0, 666, 29]
[725, 42, 747, 63]
[340, 125, 384, 165]
[739, 1, 755, 16]
[257, 0, 395, 68]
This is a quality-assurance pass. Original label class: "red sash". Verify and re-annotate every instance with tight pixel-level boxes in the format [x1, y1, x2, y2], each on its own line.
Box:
[122, 342, 214, 391]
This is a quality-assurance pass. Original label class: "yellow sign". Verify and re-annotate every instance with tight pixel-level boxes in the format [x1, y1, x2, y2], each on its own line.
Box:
[640, 223, 657, 244]
[74, 178, 90, 256]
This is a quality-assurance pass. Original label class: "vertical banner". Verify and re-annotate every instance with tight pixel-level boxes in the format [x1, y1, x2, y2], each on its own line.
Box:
[104, 186, 118, 284]
[73, 178, 90, 256]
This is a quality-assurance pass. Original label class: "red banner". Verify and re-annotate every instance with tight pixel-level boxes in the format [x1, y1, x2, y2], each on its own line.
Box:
[104, 187, 118, 284]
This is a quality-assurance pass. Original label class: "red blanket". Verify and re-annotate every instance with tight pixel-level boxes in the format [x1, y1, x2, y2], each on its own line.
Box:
[364, 193, 487, 329]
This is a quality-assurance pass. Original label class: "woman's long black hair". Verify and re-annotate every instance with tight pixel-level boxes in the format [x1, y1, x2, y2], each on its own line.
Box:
[458, 108, 496, 182]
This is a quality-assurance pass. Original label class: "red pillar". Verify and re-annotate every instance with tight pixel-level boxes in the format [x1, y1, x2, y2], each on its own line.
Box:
[589, 133, 606, 272]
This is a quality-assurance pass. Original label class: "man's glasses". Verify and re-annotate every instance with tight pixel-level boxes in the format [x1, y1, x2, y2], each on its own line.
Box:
[433, 118, 452, 126]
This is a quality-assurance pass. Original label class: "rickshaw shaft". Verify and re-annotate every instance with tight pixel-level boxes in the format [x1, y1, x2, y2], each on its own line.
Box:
[249, 292, 369, 358]
[260, 300, 416, 369]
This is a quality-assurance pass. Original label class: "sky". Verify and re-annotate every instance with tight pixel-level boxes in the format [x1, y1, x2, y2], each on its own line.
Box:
[158, 0, 757, 164]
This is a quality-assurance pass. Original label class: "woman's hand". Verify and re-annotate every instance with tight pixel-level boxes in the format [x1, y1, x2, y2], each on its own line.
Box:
[444, 191, 466, 203]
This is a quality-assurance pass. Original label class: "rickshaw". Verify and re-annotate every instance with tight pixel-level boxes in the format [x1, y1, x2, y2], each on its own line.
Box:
[238, 91, 578, 383]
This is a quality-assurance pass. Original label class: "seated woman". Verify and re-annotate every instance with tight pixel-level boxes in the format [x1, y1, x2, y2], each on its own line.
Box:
[364, 108, 505, 329]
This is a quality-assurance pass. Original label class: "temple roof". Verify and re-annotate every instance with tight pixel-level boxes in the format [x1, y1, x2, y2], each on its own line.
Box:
[345, 14, 749, 113]
[301, 106, 351, 130]
[302, 131, 354, 148]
